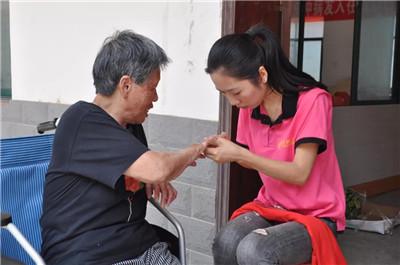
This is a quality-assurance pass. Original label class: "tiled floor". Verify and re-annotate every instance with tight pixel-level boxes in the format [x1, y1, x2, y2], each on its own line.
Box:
[338, 190, 400, 265]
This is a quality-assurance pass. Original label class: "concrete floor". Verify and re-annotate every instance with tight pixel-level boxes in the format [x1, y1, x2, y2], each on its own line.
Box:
[337, 190, 400, 265]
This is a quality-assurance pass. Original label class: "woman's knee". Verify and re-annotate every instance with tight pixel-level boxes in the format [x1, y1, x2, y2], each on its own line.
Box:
[236, 229, 279, 265]
[213, 212, 266, 252]
[212, 227, 240, 264]
[212, 223, 240, 257]
[213, 212, 270, 264]
[212, 229, 226, 255]
[236, 222, 312, 265]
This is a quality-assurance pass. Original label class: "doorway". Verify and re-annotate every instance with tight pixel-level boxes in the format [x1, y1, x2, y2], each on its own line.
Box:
[216, 0, 291, 231]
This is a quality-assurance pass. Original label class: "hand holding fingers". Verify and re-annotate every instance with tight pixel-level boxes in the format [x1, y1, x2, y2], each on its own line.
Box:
[190, 143, 208, 164]
[205, 138, 242, 163]
[204, 146, 220, 162]
[190, 135, 229, 166]
[203, 135, 220, 148]
[202, 132, 229, 145]
[198, 141, 208, 157]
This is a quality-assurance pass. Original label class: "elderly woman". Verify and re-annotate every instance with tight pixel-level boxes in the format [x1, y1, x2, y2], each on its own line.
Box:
[40, 30, 206, 265]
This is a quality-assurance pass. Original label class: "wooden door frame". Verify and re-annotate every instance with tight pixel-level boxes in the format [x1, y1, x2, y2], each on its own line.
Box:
[215, 0, 235, 232]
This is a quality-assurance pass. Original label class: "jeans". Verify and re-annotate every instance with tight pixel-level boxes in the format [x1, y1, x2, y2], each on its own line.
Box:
[212, 211, 337, 265]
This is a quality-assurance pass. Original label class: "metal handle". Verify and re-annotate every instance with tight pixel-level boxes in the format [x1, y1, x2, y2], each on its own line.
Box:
[37, 118, 58, 134]
[149, 197, 186, 265]
[37, 118, 60, 134]
[4, 223, 46, 265]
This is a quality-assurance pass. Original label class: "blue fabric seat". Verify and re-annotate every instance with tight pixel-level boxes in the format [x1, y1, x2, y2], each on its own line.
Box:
[1, 134, 54, 265]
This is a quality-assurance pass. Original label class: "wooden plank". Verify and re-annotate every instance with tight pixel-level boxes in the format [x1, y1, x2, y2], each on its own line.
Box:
[350, 175, 400, 197]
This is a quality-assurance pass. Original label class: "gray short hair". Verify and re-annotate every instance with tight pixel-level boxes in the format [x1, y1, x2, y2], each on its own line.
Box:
[92, 30, 170, 96]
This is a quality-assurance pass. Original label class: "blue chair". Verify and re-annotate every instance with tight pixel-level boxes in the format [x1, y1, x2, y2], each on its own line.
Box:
[1, 134, 52, 265]
[1, 132, 186, 265]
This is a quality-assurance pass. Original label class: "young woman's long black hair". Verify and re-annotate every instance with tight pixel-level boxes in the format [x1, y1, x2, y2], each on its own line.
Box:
[205, 24, 327, 93]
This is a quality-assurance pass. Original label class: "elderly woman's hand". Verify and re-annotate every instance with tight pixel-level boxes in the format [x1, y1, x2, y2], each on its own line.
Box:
[146, 182, 177, 208]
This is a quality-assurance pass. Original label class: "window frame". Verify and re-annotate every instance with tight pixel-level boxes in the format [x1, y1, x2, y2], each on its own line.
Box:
[303, 37, 324, 82]
[351, 1, 399, 105]
[298, 1, 400, 105]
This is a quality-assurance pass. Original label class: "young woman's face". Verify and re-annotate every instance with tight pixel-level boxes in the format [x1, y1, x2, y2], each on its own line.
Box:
[210, 69, 266, 109]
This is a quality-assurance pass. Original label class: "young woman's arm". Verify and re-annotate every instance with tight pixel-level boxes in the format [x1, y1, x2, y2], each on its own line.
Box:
[205, 137, 318, 186]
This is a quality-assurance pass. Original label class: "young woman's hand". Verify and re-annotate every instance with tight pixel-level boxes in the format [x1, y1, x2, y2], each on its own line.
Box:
[204, 135, 243, 163]
[146, 182, 177, 208]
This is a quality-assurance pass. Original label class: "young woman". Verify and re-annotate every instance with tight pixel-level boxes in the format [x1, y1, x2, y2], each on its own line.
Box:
[204, 24, 346, 265]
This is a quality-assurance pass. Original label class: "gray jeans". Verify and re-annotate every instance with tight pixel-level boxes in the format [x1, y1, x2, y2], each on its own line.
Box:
[212, 211, 337, 265]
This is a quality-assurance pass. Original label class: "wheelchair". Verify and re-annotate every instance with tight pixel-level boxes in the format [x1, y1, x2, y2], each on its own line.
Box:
[1, 119, 186, 265]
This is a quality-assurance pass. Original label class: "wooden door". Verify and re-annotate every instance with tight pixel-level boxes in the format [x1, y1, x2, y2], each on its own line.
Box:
[227, 1, 285, 216]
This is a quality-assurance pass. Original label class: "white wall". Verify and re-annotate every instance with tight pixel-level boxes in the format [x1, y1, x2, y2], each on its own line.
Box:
[9, 0, 221, 121]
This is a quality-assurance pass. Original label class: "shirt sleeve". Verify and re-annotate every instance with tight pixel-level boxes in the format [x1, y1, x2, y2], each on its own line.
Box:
[68, 110, 148, 189]
[295, 91, 332, 154]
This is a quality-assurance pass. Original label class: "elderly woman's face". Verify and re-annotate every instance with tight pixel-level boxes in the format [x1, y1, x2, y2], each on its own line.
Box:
[210, 69, 265, 109]
[126, 68, 160, 124]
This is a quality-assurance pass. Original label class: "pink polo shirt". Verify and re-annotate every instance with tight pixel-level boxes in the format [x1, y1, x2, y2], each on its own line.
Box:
[236, 88, 346, 231]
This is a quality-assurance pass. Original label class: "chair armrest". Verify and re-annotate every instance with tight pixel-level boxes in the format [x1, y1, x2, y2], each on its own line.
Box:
[148, 197, 186, 265]
[37, 118, 59, 134]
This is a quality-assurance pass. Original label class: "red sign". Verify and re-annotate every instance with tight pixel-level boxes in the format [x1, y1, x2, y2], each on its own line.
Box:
[305, 1, 355, 22]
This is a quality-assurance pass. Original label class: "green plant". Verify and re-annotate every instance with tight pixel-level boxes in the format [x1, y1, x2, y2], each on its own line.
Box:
[345, 188, 365, 219]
